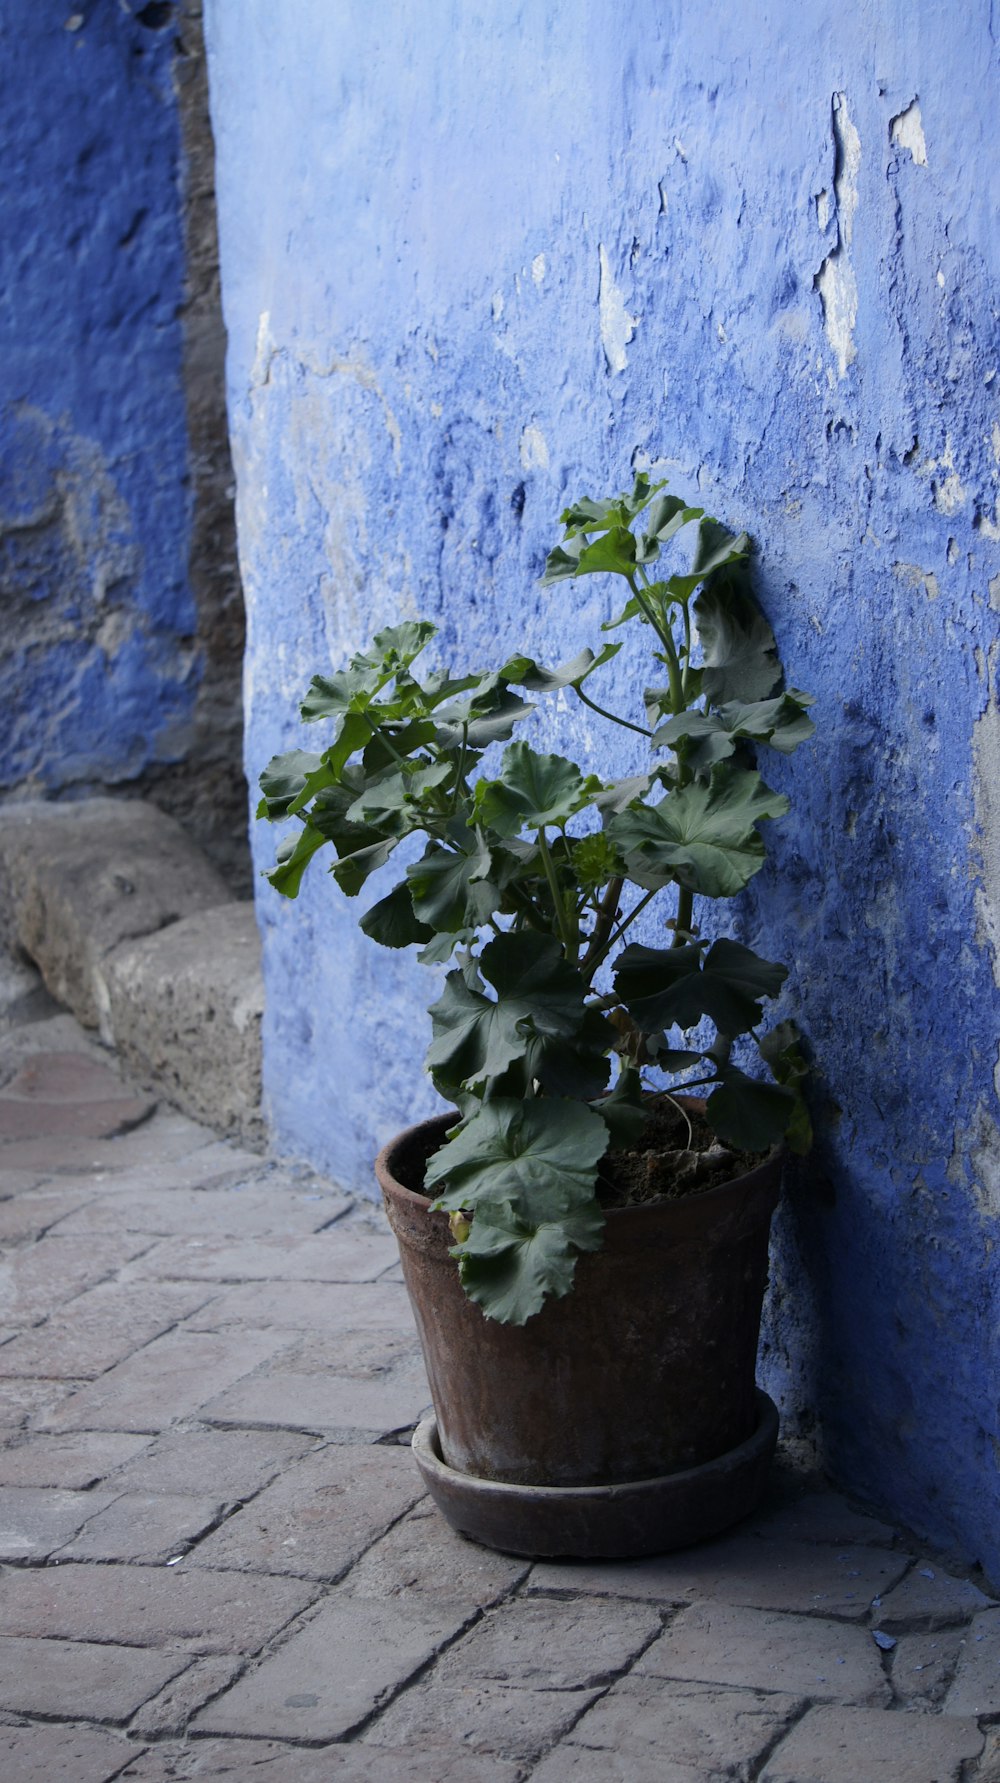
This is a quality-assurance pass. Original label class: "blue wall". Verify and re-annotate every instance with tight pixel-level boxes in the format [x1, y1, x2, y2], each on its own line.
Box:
[1, 4, 196, 793]
[207, 1, 1000, 1574]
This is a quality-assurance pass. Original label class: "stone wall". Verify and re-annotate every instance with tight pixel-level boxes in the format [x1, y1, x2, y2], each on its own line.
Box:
[205, 1, 1000, 1573]
[0, 3, 247, 887]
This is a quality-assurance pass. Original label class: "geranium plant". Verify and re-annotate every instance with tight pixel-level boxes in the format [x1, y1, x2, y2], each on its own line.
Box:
[258, 472, 813, 1324]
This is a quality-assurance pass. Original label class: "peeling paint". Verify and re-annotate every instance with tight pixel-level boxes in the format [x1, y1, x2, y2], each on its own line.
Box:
[519, 423, 549, 470]
[531, 253, 546, 285]
[598, 243, 637, 373]
[890, 99, 928, 166]
[893, 561, 940, 600]
[815, 93, 861, 379]
[973, 641, 1000, 992]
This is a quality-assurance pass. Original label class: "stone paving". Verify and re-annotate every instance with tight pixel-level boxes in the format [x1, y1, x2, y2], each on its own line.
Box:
[1, 997, 999, 1779]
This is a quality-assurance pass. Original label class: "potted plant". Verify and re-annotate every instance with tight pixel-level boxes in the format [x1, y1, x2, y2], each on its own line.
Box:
[258, 470, 813, 1558]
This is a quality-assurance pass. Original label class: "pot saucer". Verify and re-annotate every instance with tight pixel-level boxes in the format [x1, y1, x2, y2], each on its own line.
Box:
[412, 1389, 779, 1560]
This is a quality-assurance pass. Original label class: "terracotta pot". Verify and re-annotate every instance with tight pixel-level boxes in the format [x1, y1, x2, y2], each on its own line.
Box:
[376, 1109, 781, 1555]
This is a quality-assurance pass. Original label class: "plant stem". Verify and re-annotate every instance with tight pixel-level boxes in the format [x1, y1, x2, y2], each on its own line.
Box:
[580, 875, 623, 972]
[573, 684, 652, 738]
[583, 884, 659, 980]
[672, 885, 694, 947]
[537, 828, 576, 958]
[449, 723, 469, 814]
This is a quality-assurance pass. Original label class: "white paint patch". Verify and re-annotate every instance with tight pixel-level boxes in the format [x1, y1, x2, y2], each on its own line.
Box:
[893, 561, 939, 600]
[491, 290, 504, 321]
[932, 439, 967, 516]
[991, 423, 1000, 464]
[531, 254, 546, 285]
[251, 311, 276, 389]
[816, 189, 830, 231]
[990, 575, 1000, 613]
[890, 99, 928, 167]
[519, 424, 549, 471]
[815, 93, 862, 379]
[974, 641, 1000, 993]
[598, 244, 637, 374]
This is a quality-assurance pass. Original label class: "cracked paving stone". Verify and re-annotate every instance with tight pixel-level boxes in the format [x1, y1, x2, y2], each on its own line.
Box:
[0, 1560, 319, 1652]
[364, 1676, 602, 1765]
[529, 1678, 805, 1782]
[0, 1051, 158, 1142]
[873, 1560, 997, 1631]
[117, 1736, 520, 1780]
[0, 1430, 150, 1488]
[0, 1482, 121, 1559]
[0, 1721, 140, 1782]
[942, 1606, 1000, 1715]
[0, 1186, 97, 1245]
[184, 1442, 426, 1579]
[193, 1592, 479, 1741]
[759, 1702, 984, 1781]
[130, 1228, 399, 1285]
[634, 1602, 892, 1704]
[198, 1351, 430, 1438]
[55, 1489, 227, 1563]
[0, 1376, 88, 1431]
[434, 1595, 662, 1691]
[0, 1280, 214, 1379]
[128, 1654, 244, 1738]
[52, 1182, 350, 1240]
[36, 1327, 291, 1433]
[889, 1628, 967, 1706]
[182, 1277, 415, 1334]
[345, 1497, 529, 1606]
[529, 1537, 910, 1620]
[107, 1425, 314, 1497]
[741, 1485, 898, 1547]
[0, 1634, 189, 1723]
[0, 1234, 152, 1326]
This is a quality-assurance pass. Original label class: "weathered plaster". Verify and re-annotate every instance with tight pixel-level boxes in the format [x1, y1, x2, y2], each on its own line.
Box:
[206, 0, 1000, 1578]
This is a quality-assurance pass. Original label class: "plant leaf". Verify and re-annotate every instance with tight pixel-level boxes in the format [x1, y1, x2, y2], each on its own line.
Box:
[426, 931, 596, 1096]
[608, 770, 789, 898]
[432, 685, 533, 748]
[263, 820, 328, 898]
[614, 937, 787, 1036]
[406, 830, 496, 932]
[694, 578, 781, 704]
[472, 740, 603, 837]
[425, 1097, 609, 1212]
[704, 1069, 795, 1150]
[359, 882, 434, 949]
[258, 750, 332, 821]
[452, 1194, 605, 1324]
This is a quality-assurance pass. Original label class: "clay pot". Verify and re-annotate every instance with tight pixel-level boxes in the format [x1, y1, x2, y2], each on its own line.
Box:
[375, 1111, 781, 1557]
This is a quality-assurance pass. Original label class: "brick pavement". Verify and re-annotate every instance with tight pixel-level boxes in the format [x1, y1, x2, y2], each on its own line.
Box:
[0, 996, 998, 1780]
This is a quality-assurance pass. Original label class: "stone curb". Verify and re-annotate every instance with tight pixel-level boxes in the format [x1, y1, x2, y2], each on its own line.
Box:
[0, 798, 263, 1147]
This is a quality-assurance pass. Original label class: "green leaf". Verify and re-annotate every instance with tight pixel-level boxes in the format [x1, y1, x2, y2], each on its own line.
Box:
[406, 830, 496, 932]
[263, 821, 327, 898]
[760, 1020, 813, 1153]
[258, 750, 332, 821]
[453, 1194, 605, 1324]
[425, 1096, 609, 1211]
[500, 642, 623, 692]
[433, 685, 533, 748]
[301, 664, 383, 722]
[542, 526, 638, 585]
[592, 773, 653, 816]
[704, 1070, 795, 1150]
[329, 836, 398, 896]
[654, 691, 815, 770]
[359, 882, 434, 949]
[557, 473, 666, 537]
[694, 580, 781, 704]
[472, 740, 603, 837]
[426, 931, 596, 1096]
[593, 1065, 647, 1149]
[608, 769, 789, 898]
[614, 938, 787, 1036]
[345, 761, 452, 832]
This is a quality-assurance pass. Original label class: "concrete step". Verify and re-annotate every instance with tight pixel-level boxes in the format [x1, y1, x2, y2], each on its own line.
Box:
[0, 799, 263, 1147]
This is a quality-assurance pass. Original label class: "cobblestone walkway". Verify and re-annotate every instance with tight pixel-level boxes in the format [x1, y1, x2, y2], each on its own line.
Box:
[1, 1004, 999, 1780]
